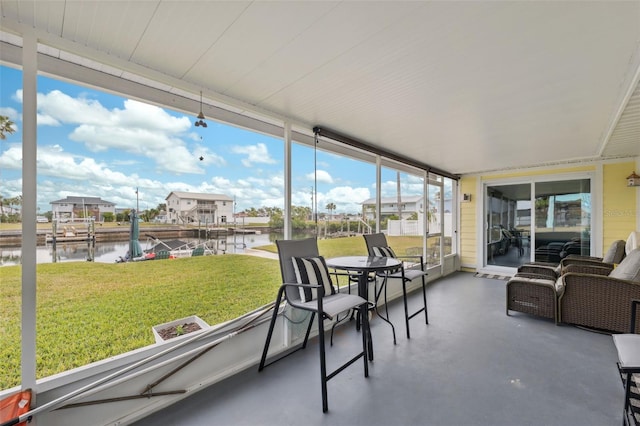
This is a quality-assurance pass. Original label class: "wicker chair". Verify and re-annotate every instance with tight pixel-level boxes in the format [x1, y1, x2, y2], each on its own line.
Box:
[506, 242, 624, 322]
[506, 274, 559, 323]
[558, 248, 640, 333]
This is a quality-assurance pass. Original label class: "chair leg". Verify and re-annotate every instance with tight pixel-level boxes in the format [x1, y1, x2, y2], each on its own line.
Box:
[360, 302, 370, 377]
[259, 287, 285, 371]
[401, 272, 429, 339]
[317, 309, 329, 412]
[421, 274, 428, 324]
[402, 280, 411, 339]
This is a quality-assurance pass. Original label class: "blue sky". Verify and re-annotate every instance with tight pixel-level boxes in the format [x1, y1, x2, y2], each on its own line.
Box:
[1, 65, 432, 215]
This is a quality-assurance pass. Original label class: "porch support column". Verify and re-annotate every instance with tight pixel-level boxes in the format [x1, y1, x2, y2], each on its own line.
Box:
[375, 156, 381, 233]
[22, 30, 38, 393]
[283, 122, 292, 239]
[423, 170, 429, 258]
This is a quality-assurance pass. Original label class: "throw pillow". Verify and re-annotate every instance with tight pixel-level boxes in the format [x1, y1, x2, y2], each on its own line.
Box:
[292, 256, 336, 302]
[609, 248, 640, 283]
[372, 246, 396, 258]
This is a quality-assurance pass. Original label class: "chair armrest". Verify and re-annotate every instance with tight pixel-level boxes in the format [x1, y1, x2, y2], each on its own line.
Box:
[396, 254, 425, 270]
[517, 264, 557, 280]
[563, 254, 603, 262]
[281, 282, 325, 312]
[562, 273, 636, 286]
[514, 272, 556, 281]
[563, 263, 612, 275]
[561, 258, 612, 269]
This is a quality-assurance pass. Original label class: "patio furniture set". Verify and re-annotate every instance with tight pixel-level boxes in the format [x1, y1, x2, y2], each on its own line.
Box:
[259, 234, 428, 412]
[506, 239, 640, 333]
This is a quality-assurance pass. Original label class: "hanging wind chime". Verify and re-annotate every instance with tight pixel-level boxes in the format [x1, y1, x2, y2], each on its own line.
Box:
[195, 91, 207, 161]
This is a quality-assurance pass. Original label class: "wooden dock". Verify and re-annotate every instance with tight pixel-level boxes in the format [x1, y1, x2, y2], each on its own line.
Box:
[46, 221, 96, 244]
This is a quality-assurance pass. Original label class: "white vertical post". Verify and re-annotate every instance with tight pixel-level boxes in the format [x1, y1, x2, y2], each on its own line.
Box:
[637, 158, 640, 231]
[375, 156, 381, 233]
[283, 122, 292, 239]
[439, 177, 445, 274]
[22, 31, 38, 394]
[423, 170, 429, 259]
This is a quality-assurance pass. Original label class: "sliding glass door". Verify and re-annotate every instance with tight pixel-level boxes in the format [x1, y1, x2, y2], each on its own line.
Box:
[484, 176, 592, 270]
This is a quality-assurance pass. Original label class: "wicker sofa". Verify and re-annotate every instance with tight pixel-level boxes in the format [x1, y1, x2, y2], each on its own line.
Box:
[558, 248, 640, 333]
[507, 248, 640, 333]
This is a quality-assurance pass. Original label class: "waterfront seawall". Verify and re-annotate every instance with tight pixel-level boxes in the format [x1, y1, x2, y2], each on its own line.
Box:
[0, 226, 238, 247]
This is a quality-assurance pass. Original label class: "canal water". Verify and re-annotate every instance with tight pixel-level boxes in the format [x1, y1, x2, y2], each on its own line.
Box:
[0, 233, 278, 266]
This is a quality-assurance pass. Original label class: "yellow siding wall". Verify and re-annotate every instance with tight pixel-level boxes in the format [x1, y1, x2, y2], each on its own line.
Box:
[603, 162, 638, 248]
[482, 165, 595, 181]
[459, 176, 477, 269]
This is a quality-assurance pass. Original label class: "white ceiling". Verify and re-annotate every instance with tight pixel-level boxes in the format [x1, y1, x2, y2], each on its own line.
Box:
[1, 1, 639, 175]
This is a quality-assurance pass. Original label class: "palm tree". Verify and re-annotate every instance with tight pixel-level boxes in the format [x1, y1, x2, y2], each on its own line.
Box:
[325, 202, 336, 220]
[0, 115, 16, 139]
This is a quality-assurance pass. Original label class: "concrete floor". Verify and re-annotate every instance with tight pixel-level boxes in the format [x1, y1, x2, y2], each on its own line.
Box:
[134, 271, 623, 426]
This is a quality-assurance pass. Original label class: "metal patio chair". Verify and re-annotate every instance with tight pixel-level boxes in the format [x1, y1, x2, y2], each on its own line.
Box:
[363, 233, 428, 340]
[258, 238, 370, 412]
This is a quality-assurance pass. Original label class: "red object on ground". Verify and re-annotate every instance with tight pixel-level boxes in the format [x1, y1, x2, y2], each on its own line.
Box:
[0, 389, 31, 426]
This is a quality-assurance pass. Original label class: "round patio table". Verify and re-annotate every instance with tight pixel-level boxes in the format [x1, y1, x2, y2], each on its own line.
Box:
[325, 256, 401, 360]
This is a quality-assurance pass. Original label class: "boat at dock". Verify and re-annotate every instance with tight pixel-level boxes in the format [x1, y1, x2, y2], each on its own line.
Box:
[145, 234, 222, 259]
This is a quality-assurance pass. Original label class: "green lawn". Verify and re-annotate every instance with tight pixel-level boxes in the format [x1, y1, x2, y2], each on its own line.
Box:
[256, 235, 423, 257]
[0, 235, 424, 390]
[0, 255, 281, 389]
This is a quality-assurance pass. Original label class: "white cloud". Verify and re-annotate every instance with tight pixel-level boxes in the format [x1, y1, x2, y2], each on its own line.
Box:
[0, 144, 175, 209]
[0, 178, 21, 197]
[316, 186, 370, 214]
[305, 169, 333, 184]
[292, 189, 313, 208]
[16, 89, 218, 174]
[192, 173, 286, 211]
[380, 176, 424, 198]
[230, 143, 276, 167]
[0, 144, 21, 169]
